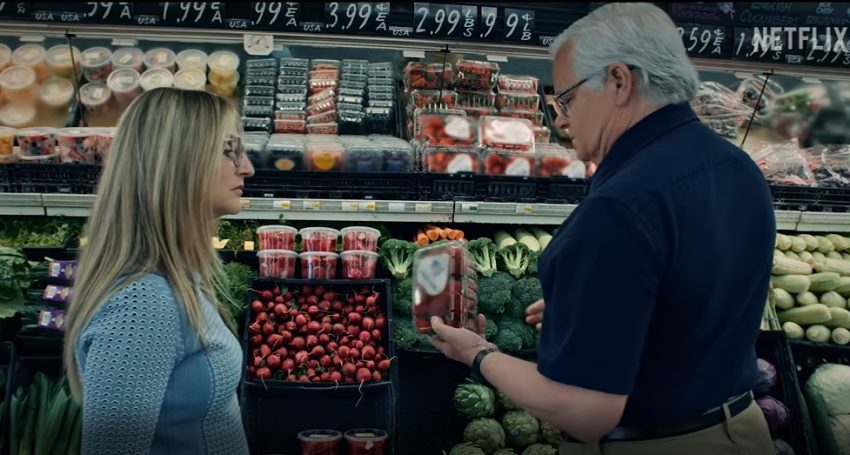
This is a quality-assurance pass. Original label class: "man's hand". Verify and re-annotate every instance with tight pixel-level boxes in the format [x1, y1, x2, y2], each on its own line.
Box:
[526, 299, 545, 333]
[429, 315, 494, 366]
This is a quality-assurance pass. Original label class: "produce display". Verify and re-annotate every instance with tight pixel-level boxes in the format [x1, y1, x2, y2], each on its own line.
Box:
[8, 373, 82, 455]
[804, 363, 850, 455]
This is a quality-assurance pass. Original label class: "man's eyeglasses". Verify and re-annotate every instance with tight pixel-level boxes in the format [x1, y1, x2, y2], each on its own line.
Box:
[223, 135, 245, 169]
[554, 64, 637, 117]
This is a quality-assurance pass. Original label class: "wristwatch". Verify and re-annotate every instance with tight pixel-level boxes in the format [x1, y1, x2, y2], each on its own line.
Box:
[470, 346, 499, 386]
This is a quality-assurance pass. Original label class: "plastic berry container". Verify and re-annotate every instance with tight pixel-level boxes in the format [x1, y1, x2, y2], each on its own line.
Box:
[16, 127, 56, 157]
[0, 44, 10, 71]
[341, 227, 381, 252]
[344, 144, 383, 172]
[143, 48, 177, 73]
[341, 251, 379, 280]
[0, 104, 35, 128]
[19, 153, 58, 165]
[415, 113, 476, 147]
[298, 429, 342, 455]
[413, 241, 478, 333]
[299, 227, 340, 252]
[483, 149, 535, 176]
[455, 60, 500, 91]
[0, 127, 15, 155]
[481, 116, 534, 152]
[345, 429, 388, 455]
[299, 252, 339, 280]
[257, 250, 298, 279]
[111, 47, 144, 72]
[273, 119, 306, 134]
[306, 122, 339, 136]
[176, 49, 208, 71]
[497, 75, 539, 94]
[498, 108, 543, 127]
[208, 51, 240, 85]
[424, 146, 479, 174]
[80, 47, 112, 81]
[408, 89, 458, 109]
[0, 65, 37, 104]
[140, 68, 174, 91]
[495, 92, 540, 111]
[12, 44, 48, 82]
[403, 62, 453, 90]
[256, 225, 298, 250]
[534, 126, 551, 144]
[536, 144, 585, 178]
[79, 81, 112, 115]
[311, 59, 341, 71]
[305, 141, 345, 170]
[107, 68, 142, 103]
[173, 68, 206, 90]
[457, 90, 496, 108]
[56, 128, 98, 164]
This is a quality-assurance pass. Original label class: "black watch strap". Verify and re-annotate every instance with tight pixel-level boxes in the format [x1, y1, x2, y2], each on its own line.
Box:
[470, 347, 499, 386]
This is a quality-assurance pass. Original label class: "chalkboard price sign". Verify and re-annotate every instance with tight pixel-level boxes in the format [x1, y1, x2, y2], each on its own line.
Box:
[414, 3, 466, 39]
[83, 2, 134, 24]
[677, 23, 731, 59]
[326, 2, 389, 35]
[161, 2, 225, 28]
[503, 8, 534, 43]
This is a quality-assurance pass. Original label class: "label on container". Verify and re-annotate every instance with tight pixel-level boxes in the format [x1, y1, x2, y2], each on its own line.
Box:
[119, 53, 133, 64]
[84, 51, 99, 60]
[416, 253, 450, 296]
[38, 309, 66, 331]
[444, 116, 471, 140]
[505, 157, 531, 176]
[23, 49, 38, 60]
[186, 55, 202, 63]
[157, 52, 167, 63]
[243, 241, 255, 251]
[446, 154, 473, 174]
[93, 88, 105, 99]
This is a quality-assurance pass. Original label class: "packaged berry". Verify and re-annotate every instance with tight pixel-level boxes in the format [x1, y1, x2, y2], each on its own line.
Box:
[56, 128, 98, 164]
[480, 116, 534, 152]
[381, 139, 414, 172]
[495, 92, 540, 111]
[274, 111, 306, 121]
[403, 62, 453, 89]
[409, 89, 457, 109]
[455, 60, 500, 91]
[16, 127, 56, 157]
[245, 57, 276, 69]
[416, 112, 476, 147]
[496, 75, 539, 94]
[498, 108, 544, 126]
[534, 126, 551, 143]
[308, 88, 336, 105]
[309, 78, 339, 95]
[413, 240, 478, 333]
[345, 143, 383, 172]
[305, 140, 344, 170]
[265, 135, 305, 170]
[280, 57, 309, 68]
[306, 122, 339, 135]
[273, 119, 306, 134]
[277, 85, 308, 96]
[311, 59, 341, 71]
[307, 111, 337, 125]
[463, 106, 498, 119]
[244, 86, 275, 97]
[536, 144, 585, 178]
[457, 90, 496, 108]
[483, 149, 535, 176]
[424, 146, 479, 174]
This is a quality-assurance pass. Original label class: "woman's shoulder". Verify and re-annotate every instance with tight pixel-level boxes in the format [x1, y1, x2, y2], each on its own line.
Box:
[86, 273, 184, 333]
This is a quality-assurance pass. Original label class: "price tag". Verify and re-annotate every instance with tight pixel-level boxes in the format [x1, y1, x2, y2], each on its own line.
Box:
[240, 199, 252, 208]
[801, 34, 850, 68]
[326, 2, 388, 35]
[415, 203, 432, 213]
[345, 201, 360, 211]
[0, 2, 30, 18]
[413, 3, 464, 39]
[161, 2, 225, 28]
[32, 2, 84, 23]
[478, 6, 498, 40]
[83, 2, 133, 23]
[243, 241, 255, 251]
[273, 200, 291, 210]
[461, 202, 478, 213]
[676, 23, 731, 59]
[503, 8, 534, 43]
[233, 2, 299, 30]
[303, 200, 321, 210]
[388, 202, 406, 212]
[359, 201, 376, 211]
[516, 204, 534, 215]
[732, 27, 803, 65]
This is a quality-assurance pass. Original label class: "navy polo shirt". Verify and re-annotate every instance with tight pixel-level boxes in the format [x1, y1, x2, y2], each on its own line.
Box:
[537, 103, 776, 427]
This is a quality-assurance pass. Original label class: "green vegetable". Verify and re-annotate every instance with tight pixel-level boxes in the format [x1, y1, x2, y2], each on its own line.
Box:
[522, 444, 557, 455]
[797, 292, 819, 306]
[825, 307, 850, 330]
[495, 231, 517, 249]
[540, 421, 564, 448]
[835, 277, 850, 297]
[818, 236, 836, 254]
[0, 217, 84, 248]
[500, 318, 535, 349]
[530, 228, 552, 250]
[773, 288, 795, 310]
[467, 238, 499, 278]
[454, 380, 496, 419]
[813, 252, 828, 263]
[501, 411, 540, 448]
[783, 321, 805, 340]
[492, 328, 522, 353]
[814, 258, 850, 275]
[843, 253, 850, 262]
[821, 291, 847, 309]
[497, 389, 519, 411]
[779, 304, 832, 325]
[393, 319, 417, 351]
[478, 271, 514, 315]
[810, 272, 842, 293]
[379, 239, 417, 279]
[772, 255, 813, 275]
[525, 251, 542, 277]
[827, 234, 849, 252]
[464, 418, 506, 453]
[0, 247, 41, 320]
[831, 327, 850, 345]
[449, 442, 486, 455]
[507, 277, 542, 319]
[485, 319, 499, 340]
[514, 229, 540, 253]
[392, 277, 413, 317]
[790, 236, 807, 253]
[497, 243, 530, 279]
[828, 252, 844, 260]
[216, 220, 259, 251]
[804, 363, 850, 455]
[216, 262, 254, 327]
[771, 275, 811, 293]
[806, 325, 832, 343]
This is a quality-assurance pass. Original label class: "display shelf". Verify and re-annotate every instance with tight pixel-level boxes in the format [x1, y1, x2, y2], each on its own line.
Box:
[454, 201, 577, 225]
[41, 193, 95, 217]
[797, 212, 850, 233]
[233, 198, 454, 223]
[0, 193, 44, 216]
[775, 211, 803, 232]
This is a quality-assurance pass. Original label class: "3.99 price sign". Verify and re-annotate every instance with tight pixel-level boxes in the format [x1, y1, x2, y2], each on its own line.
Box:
[326, 2, 389, 35]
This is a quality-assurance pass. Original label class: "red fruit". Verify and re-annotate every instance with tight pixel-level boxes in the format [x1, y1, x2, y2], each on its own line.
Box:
[323, 291, 335, 301]
[274, 304, 287, 317]
[310, 345, 325, 358]
[350, 348, 361, 361]
[348, 313, 362, 325]
[365, 360, 376, 370]
[332, 323, 346, 336]
[332, 354, 344, 367]
[247, 366, 257, 375]
[266, 354, 281, 369]
[371, 329, 382, 342]
[267, 334, 283, 349]
[375, 317, 386, 330]
[330, 371, 343, 382]
[318, 333, 331, 345]
[361, 317, 375, 331]
[377, 359, 391, 372]
[332, 313, 343, 323]
[354, 294, 366, 304]
[291, 336, 306, 350]
[297, 295, 306, 305]
[295, 351, 310, 365]
[306, 321, 322, 334]
[256, 312, 269, 324]
[260, 344, 272, 357]
[251, 335, 263, 347]
[362, 345, 376, 361]
[320, 322, 333, 334]
[307, 305, 320, 318]
[320, 355, 332, 368]
[340, 336, 351, 346]
[342, 363, 357, 377]
[306, 335, 319, 349]
[327, 341, 339, 353]
[256, 367, 272, 379]
[307, 361, 319, 371]
[320, 372, 331, 381]
[287, 374, 297, 381]
[372, 371, 382, 381]
[332, 301, 344, 312]
[338, 345, 351, 359]
[302, 285, 313, 295]
[251, 300, 264, 313]
[262, 323, 275, 336]
[295, 314, 308, 327]
[347, 325, 360, 338]
[356, 368, 372, 382]
[318, 300, 331, 311]
[248, 322, 261, 335]
[359, 331, 372, 343]
[282, 358, 295, 371]
[353, 340, 365, 350]
[273, 286, 282, 296]
[376, 346, 385, 356]
[261, 290, 273, 301]
[279, 330, 294, 344]
[285, 321, 298, 332]
[354, 305, 365, 314]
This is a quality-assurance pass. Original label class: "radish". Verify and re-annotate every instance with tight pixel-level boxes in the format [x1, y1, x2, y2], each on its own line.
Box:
[269, 314, 278, 323]
[295, 351, 310, 365]
[321, 315, 333, 325]
[354, 305, 365, 314]
[318, 333, 330, 345]
[327, 341, 339, 353]
[260, 344, 272, 357]
[318, 300, 331, 311]
[332, 354, 343, 367]
[274, 304, 287, 317]
[284, 291, 293, 300]
[332, 301, 344, 312]
[256, 312, 269, 324]
[361, 317, 375, 331]
[330, 371, 343, 382]
[302, 285, 313, 295]
[262, 323, 275, 336]
[343, 305, 354, 314]
[372, 371, 382, 381]
[332, 323, 346, 336]
[282, 358, 295, 372]
[354, 294, 366, 304]
[253, 356, 263, 368]
[299, 375, 309, 383]
[291, 336, 306, 350]
[338, 345, 351, 359]
[266, 301, 275, 311]
[320, 355, 332, 368]
[376, 346, 385, 356]
[287, 374, 296, 381]
[297, 295, 306, 306]
[247, 366, 257, 375]
[257, 367, 272, 379]
[274, 347, 288, 359]
[295, 314, 308, 327]
[306, 321, 322, 334]
[365, 360, 376, 370]
[260, 290, 273, 301]
[306, 335, 319, 349]
[342, 362, 357, 377]
[267, 334, 283, 349]
[285, 321, 297, 332]
[371, 329, 382, 342]
[356, 368, 372, 382]
[377, 359, 391, 372]
[350, 348, 361, 361]
[273, 286, 282, 296]
[359, 331, 372, 343]
[323, 291, 335, 301]
[320, 322, 333, 334]
[347, 325, 360, 338]
[314, 285, 325, 295]
[345, 377, 355, 384]
[251, 300, 264, 313]
[266, 354, 281, 369]
[307, 305, 320, 318]
[340, 336, 351, 346]
[248, 322, 261, 335]
[375, 316, 386, 330]
[353, 340, 365, 350]
[279, 330, 293, 344]
[361, 345, 376, 361]
[250, 335, 263, 347]
[348, 313, 362, 325]
[320, 372, 330, 381]
[307, 360, 319, 371]
[310, 345, 325, 358]
[366, 295, 377, 306]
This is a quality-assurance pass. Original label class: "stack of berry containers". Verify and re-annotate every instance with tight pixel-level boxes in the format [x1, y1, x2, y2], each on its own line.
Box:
[340, 226, 381, 280]
[242, 58, 278, 133]
[256, 225, 299, 279]
[495, 74, 543, 129]
[306, 59, 340, 135]
[479, 115, 536, 177]
[365, 62, 395, 134]
[413, 108, 480, 174]
[536, 143, 586, 178]
[338, 60, 367, 135]
[299, 227, 341, 279]
[403, 62, 453, 138]
[412, 240, 478, 334]
[275, 58, 309, 134]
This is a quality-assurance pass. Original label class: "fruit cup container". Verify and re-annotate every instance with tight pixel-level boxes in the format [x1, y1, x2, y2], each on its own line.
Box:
[0, 104, 35, 128]
[298, 430, 342, 455]
[299, 252, 339, 280]
[257, 225, 298, 250]
[209, 74, 240, 97]
[81, 47, 112, 81]
[16, 128, 56, 157]
[140, 68, 174, 92]
[12, 44, 48, 82]
[498, 107, 544, 127]
[457, 90, 496, 108]
[0, 127, 15, 155]
[403, 62, 453, 90]
[208, 51, 240, 86]
[341, 251, 379, 280]
[408, 89, 458, 109]
[144, 48, 177, 73]
[107, 68, 142, 103]
[412, 240, 478, 334]
[173, 68, 206, 91]
[0, 44, 10, 71]
[93, 128, 115, 164]
[111, 47, 144, 72]
[176, 49, 208, 71]
[424, 146, 480, 174]
[455, 60, 500, 91]
[274, 119, 307, 134]
[480, 116, 534, 152]
[39, 77, 74, 109]
[258, 250, 298, 279]
[56, 128, 98, 164]
[299, 227, 340, 252]
[79, 81, 112, 115]
[415, 113, 476, 147]
[345, 429, 388, 455]
[341, 227, 381, 252]
[0, 65, 37, 104]
[495, 92, 540, 111]
[497, 74, 539, 94]
[483, 149, 535, 176]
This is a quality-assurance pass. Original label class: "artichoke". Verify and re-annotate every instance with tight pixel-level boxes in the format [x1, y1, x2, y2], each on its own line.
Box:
[455, 380, 496, 419]
[485, 318, 499, 340]
[464, 418, 506, 454]
[449, 442, 486, 455]
[493, 450, 519, 455]
[502, 411, 540, 448]
[497, 389, 519, 411]
[522, 444, 557, 455]
[540, 421, 563, 448]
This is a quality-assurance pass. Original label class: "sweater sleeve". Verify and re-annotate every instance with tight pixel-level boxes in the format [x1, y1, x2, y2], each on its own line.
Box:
[78, 276, 185, 455]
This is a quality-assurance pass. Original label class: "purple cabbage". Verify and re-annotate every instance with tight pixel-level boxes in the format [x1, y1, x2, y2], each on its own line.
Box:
[757, 395, 790, 436]
[773, 439, 796, 455]
[755, 358, 778, 397]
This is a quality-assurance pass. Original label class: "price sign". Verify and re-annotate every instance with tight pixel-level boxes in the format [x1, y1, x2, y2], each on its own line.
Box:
[503, 8, 534, 43]
[226, 2, 298, 30]
[676, 23, 731, 59]
[31, 2, 85, 22]
[83, 2, 133, 24]
[732, 27, 806, 65]
[0, 2, 30, 19]
[413, 3, 464, 38]
[801, 33, 850, 68]
[326, 2, 389, 35]
[479, 6, 498, 40]
[161, 2, 225, 28]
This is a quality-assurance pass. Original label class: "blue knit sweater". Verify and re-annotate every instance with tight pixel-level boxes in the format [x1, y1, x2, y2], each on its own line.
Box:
[76, 274, 248, 455]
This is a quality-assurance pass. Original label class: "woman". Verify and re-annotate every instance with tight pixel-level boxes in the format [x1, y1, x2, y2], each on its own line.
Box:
[64, 87, 255, 454]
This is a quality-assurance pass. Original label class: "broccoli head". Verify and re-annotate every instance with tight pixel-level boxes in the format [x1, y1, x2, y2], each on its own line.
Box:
[499, 318, 536, 349]
[492, 327, 523, 352]
[506, 277, 543, 319]
[392, 277, 413, 316]
[380, 239, 417, 279]
[526, 250, 542, 276]
[467, 237, 499, 277]
[393, 319, 417, 351]
[497, 243, 530, 279]
[485, 318, 499, 340]
[477, 271, 515, 316]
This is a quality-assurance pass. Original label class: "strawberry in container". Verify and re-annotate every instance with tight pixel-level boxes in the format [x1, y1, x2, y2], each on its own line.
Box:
[457, 90, 496, 108]
[257, 225, 298, 250]
[497, 75, 539, 94]
[536, 144, 586, 178]
[455, 60, 500, 91]
[341, 226, 381, 252]
[341, 251, 379, 280]
[299, 252, 339, 280]
[415, 113, 477, 147]
[257, 250, 298, 279]
[484, 149, 535, 176]
[306, 123, 339, 136]
[408, 89, 457, 109]
[403, 62, 454, 89]
[412, 240, 478, 334]
[424, 146, 480, 174]
[300, 227, 340, 252]
[311, 59, 341, 71]
[496, 92, 540, 111]
[498, 107, 544, 127]
[534, 126, 551, 143]
[480, 116, 534, 153]
[463, 106, 498, 120]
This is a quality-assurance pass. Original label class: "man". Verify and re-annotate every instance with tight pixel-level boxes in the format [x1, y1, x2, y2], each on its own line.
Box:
[429, 3, 777, 454]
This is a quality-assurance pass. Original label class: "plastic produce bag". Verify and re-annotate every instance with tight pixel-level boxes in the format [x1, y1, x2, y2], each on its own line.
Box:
[748, 139, 816, 186]
[804, 145, 850, 188]
[691, 82, 751, 140]
[736, 75, 784, 118]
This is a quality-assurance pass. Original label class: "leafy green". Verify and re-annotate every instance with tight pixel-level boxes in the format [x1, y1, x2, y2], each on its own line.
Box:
[0, 248, 40, 320]
[217, 262, 254, 327]
[217, 220, 260, 252]
[497, 243, 530, 279]
[392, 277, 413, 317]
[0, 218, 84, 248]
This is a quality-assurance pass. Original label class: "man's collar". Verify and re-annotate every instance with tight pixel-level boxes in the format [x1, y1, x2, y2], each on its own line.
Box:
[590, 103, 699, 189]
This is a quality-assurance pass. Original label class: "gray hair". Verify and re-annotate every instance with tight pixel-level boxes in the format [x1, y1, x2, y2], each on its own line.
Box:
[550, 3, 699, 105]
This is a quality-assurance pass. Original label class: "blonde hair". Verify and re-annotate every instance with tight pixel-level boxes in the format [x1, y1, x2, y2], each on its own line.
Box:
[64, 88, 238, 401]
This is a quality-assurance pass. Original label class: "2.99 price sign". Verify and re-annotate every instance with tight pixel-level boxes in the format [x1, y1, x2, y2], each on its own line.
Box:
[414, 3, 465, 38]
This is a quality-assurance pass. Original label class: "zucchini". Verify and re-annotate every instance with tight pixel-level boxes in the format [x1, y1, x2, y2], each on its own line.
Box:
[817, 236, 836, 254]
[779, 304, 832, 325]
[813, 251, 827, 262]
[800, 234, 819, 251]
[820, 291, 847, 309]
[813, 258, 850, 275]
[771, 275, 811, 294]
[772, 255, 813, 275]
[806, 324, 832, 343]
[799, 251, 815, 263]
[776, 233, 792, 251]
[825, 307, 850, 330]
[832, 327, 850, 345]
[790, 236, 807, 253]
[783, 321, 805, 340]
[797, 292, 820, 306]
[827, 234, 850, 252]
[809, 272, 842, 293]
[773, 288, 795, 310]
[828, 251, 844, 260]
[513, 228, 541, 252]
[784, 251, 801, 261]
[835, 276, 850, 297]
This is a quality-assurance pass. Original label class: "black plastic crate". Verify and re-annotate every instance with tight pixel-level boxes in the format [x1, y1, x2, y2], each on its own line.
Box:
[757, 332, 818, 455]
[539, 177, 588, 204]
[477, 175, 539, 202]
[418, 173, 477, 201]
[769, 185, 820, 211]
[245, 170, 419, 200]
[812, 186, 850, 212]
[4, 164, 100, 194]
